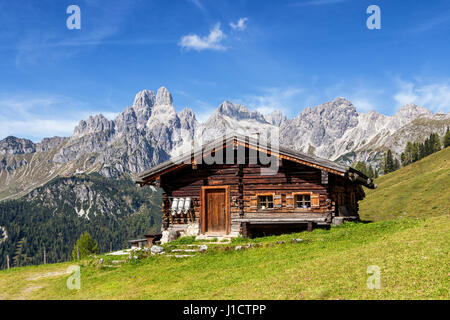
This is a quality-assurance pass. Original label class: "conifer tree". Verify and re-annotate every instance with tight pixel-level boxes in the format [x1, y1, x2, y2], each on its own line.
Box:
[444, 127, 450, 148]
[72, 232, 98, 260]
[383, 149, 395, 174]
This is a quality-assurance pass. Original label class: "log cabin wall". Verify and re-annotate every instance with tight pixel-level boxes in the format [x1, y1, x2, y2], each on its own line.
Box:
[159, 154, 343, 236]
[160, 163, 242, 235]
[328, 174, 361, 217]
[242, 160, 331, 217]
[137, 136, 372, 238]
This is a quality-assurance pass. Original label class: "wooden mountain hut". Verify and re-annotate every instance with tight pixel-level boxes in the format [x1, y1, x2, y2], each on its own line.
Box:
[135, 134, 376, 240]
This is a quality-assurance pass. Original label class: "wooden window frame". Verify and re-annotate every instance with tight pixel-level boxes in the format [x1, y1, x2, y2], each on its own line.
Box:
[256, 193, 275, 211]
[200, 186, 231, 235]
[293, 192, 313, 211]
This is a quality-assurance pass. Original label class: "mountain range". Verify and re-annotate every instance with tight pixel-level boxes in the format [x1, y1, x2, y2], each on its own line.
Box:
[0, 86, 449, 268]
[1, 86, 449, 201]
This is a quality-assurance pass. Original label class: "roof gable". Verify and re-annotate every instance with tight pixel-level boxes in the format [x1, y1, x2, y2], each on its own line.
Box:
[134, 134, 375, 189]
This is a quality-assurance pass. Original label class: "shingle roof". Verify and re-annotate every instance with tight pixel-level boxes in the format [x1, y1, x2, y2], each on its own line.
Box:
[134, 133, 374, 188]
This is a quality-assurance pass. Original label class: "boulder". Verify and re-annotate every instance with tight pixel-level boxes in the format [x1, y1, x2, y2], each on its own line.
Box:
[151, 245, 165, 255]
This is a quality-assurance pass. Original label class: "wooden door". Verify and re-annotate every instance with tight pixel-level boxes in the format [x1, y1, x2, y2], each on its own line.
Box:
[204, 188, 227, 234]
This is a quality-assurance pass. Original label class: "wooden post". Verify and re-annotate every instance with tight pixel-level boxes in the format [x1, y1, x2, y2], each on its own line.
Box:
[6, 255, 10, 269]
[110, 242, 112, 253]
[307, 222, 313, 232]
[242, 223, 249, 238]
[77, 246, 80, 260]
[43, 248, 47, 265]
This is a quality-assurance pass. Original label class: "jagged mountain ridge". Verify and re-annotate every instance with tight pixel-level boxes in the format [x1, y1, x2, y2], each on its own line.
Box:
[0, 86, 449, 200]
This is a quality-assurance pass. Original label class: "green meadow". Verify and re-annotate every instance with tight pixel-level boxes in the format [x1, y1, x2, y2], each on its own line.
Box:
[0, 148, 448, 300]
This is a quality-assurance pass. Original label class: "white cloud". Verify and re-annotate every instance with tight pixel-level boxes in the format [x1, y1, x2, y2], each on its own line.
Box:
[0, 119, 79, 141]
[230, 18, 248, 31]
[0, 94, 119, 142]
[179, 23, 226, 51]
[394, 80, 450, 112]
[192, 100, 216, 123]
[351, 98, 376, 113]
[237, 87, 304, 117]
[288, 0, 349, 6]
[12, 1, 142, 67]
[188, 0, 205, 11]
[411, 12, 450, 33]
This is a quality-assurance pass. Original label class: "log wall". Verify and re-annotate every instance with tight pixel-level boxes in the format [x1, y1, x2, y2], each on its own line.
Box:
[158, 156, 363, 236]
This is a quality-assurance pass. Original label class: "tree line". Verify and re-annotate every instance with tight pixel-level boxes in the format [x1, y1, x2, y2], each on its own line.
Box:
[384, 128, 449, 174]
[0, 175, 162, 270]
[353, 128, 449, 177]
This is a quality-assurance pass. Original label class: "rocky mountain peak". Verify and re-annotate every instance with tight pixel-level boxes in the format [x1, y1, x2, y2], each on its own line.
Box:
[0, 136, 36, 155]
[155, 87, 173, 106]
[114, 106, 138, 133]
[215, 101, 267, 122]
[396, 103, 432, 119]
[1, 85, 448, 200]
[333, 97, 353, 106]
[133, 89, 155, 108]
[264, 110, 287, 127]
[131, 90, 155, 129]
[177, 108, 198, 138]
[178, 108, 197, 125]
[73, 114, 114, 138]
[281, 98, 360, 158]
[37, 137, 67, 153]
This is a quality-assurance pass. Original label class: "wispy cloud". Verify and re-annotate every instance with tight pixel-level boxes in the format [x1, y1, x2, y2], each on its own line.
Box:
[13, 1, 140, 67]
[179, 23, 226, 51]
[188, 0, 205, 11]
[411, 12, 450, 33]
[0, 94, 119, 142]
[236, 87, 304, 117]
[230, 18, 248, 31]
[288, 0, 350, 7]
[394, 79, 450, 112]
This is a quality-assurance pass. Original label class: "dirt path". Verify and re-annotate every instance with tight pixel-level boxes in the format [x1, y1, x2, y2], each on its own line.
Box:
[11, 269, 72, 300]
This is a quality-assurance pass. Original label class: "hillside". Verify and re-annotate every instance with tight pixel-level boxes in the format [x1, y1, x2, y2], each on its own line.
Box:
[359, 147, 450, 221]
[0, 215, 448, 300]
[0, 174, 162, 268]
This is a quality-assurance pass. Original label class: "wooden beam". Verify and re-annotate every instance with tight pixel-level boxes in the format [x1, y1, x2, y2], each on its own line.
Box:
[238, 141, 345, 176]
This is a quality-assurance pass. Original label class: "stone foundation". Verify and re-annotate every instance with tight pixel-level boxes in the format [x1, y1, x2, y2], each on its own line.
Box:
[160, 221, 240, 244]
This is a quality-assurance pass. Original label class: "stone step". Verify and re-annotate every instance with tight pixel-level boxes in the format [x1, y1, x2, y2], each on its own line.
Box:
[165, 254, 195, 258]
[171, 249, 198, 253]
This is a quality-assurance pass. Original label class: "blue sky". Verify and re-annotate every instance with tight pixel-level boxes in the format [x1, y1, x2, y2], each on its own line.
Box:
[1, 0, 450, 141]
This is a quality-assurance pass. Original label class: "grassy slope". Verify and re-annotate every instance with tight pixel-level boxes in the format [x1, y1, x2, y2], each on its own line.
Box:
[0, 149, 448, 300]
[359, 147, 450, 222]
[0, 215, 448, 300]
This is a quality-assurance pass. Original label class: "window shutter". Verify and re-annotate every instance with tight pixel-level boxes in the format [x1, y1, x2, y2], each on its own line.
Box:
[311, 194, 320, 207]
[274, 195, 282, 208]
[286, 195, 294, 208]
[250, 196, 258, 210]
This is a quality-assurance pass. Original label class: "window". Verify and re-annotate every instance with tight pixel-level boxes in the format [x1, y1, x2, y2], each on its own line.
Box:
[258, 195, 273, 209]
[295, 194, 311, 209]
